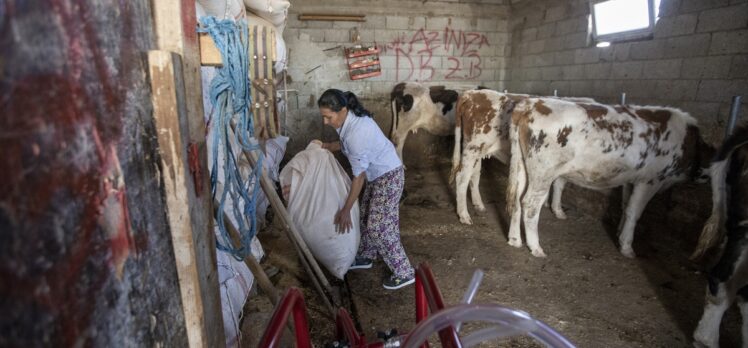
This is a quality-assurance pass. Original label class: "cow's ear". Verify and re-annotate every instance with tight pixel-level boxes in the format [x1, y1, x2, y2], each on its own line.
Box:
[403, 95, 414, 112]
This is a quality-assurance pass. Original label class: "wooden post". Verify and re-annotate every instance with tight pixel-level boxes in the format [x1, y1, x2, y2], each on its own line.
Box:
[147, 50, 223, 347]
[151, 1, 223, 347]
[216, 205, 280, 305]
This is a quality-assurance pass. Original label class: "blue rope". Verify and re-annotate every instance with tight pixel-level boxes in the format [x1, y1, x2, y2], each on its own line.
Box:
[198, 16, 264, 261]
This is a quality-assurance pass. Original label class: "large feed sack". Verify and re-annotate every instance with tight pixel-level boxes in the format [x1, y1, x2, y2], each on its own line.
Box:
[279, 143, 360, 279]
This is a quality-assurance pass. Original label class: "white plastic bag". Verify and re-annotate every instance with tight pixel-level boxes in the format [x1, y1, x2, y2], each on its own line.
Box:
[216, 249, 254, 348]
[279, 143, 360, 279]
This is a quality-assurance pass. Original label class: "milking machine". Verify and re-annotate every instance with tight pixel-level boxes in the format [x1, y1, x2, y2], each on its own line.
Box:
[257, 263, 576, 348]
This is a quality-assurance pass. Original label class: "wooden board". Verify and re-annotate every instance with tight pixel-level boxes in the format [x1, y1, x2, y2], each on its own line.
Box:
[199, 33, 222, 66]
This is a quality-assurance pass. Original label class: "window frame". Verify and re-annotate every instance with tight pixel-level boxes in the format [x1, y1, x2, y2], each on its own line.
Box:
[589, 0, 656, 43]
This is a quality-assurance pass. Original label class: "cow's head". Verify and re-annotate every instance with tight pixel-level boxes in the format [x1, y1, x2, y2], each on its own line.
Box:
[389, 83, 457, 156]
[681, 125, 717, 183]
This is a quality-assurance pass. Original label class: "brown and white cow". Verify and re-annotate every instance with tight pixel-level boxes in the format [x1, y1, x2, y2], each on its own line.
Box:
[390, 82, 460, 160]
[450, 90, 594, 225]
[506, 98, 714, 257]
[691, 125, 748, 348]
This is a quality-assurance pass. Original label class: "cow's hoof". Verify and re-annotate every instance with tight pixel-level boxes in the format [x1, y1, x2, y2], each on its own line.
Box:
[459, 215, 473, 225]
[543, 200, 550, 208]
[507, 238, 522, 248]
[531, 248, 547, 258]
[620, 247, 636, 259]
[474, 204, 486, 213]
[692, 334, 716, 348]
[553, 210, 567, 220]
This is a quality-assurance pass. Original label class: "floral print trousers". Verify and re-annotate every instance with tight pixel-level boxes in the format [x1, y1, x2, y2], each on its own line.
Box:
[357, 166, 415, 279]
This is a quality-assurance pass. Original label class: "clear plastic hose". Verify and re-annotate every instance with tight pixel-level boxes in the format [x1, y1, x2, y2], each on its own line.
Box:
[456, 269, 484, 332]
[402, 304, 576, 348]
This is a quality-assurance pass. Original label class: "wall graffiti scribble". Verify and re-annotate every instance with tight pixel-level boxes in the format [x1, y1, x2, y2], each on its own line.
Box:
[383, 27, 490, 81]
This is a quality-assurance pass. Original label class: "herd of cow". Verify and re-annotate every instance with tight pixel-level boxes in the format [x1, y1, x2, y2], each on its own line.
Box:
[387, 82, 747, 347]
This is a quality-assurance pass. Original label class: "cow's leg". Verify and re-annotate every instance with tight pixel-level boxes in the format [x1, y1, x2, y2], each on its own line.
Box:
[738, 286, 748, 348]
[694, 282, 734, 348]
[522, 179, 552, 258]
[618, 183, 633, 231]
[455, 152, 479, 225]
[470, 159, 486, 213]
[550, 178, 567, 220]
[618, 183, 659, 258]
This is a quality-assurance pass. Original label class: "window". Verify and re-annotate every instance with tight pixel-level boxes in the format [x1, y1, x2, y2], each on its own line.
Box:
[590, 0, 661, 44]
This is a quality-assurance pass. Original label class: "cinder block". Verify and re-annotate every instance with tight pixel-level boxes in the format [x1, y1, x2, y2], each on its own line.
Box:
[613, 42, 631, 61]
[568, 80, 592, 96]
[709, 29, 748, 55]
[545, 37, 564, 52]
[477, 18, 495, 32]
[333, 21, 362, 29]
[610, 62, 643, 79]
[426, 17, 450, 31]
[379, 56, 398, 70]
[556, 18, 578, 36]
[303, 29, 325, 42]
[522, 67, 541, 81]
[358, 29, 375, 43]
[537, 23, 556, 39]
[374, 29, 400, 43]
[554, 50, 575, 65]
[681, 56, 732, 79]
[658, 0, 682, 17]
[663, 34, 711, 58]
[574, 47, 600, 64]
[731, 55, 748, 78]
[522, 27, 538, 41]
[495, 45, 508, 57]
[363, 15, 386, 29]
[681, 101, 721, 121]
[642, 59, 682, 79]
[545, 5, 568, 22]
[629, 40, 665, 60]
[681, 0, 730, 13]
[538, 52, 555, 66]
[653, 14, 698, 38]
[696, 79, 739, 101]
[697, 4, 748, 32]
[656, 80, 699, 100]
[549, 81, 571, 94]
[324, 29, 349, 43]
[562, 65, 585, 80]
[496, 20, 510, 32]
[542, 66, 563, 80]
[584, 62, 612, 79]
[598, 46, 615, 62]
[563, 32, 589, 49]
[528, 40, 546, 54]
[305, 20, 333, 29]
[386, 16, 410, 30]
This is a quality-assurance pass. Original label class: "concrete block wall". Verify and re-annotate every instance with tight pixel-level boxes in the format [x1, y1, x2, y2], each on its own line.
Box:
[507, 0, 748, 143]
[283, 0, 510, 163]
[506, 0, 748, 241]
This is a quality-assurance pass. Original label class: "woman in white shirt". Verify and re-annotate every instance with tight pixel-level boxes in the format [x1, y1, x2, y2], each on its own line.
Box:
[314, 89, 415, 290]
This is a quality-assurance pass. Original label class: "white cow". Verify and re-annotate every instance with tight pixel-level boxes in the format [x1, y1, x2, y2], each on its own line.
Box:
[507, 98, 714, 257]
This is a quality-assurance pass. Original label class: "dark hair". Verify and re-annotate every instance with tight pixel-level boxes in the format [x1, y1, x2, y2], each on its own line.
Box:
[317, 89, 372, 117]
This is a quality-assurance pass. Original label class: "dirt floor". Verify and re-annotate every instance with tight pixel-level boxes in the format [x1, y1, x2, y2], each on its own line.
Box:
[241, 158, 742, 347]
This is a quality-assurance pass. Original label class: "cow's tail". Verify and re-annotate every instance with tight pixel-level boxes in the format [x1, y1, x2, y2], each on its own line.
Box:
[691, 125, 748, 262]
[390, 98, 398, 140]
[506, 103, 530, 218]
[449, 96, 466, 185]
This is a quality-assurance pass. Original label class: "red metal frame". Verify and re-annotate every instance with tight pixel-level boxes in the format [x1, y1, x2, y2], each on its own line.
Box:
[257, 263, 462, 348]
[257, 288, 312, 348]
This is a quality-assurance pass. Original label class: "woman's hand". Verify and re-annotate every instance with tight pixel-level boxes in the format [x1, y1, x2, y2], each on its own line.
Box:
[334, 207, 353, 234]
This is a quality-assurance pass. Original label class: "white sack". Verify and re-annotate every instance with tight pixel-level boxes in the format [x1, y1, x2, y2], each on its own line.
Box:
[198, 0, 246, 21]
[216, 249, 255, 348]
[244, 14, 288, 73]
[244, 0, 290, 30]
[279, 143, 360, 279]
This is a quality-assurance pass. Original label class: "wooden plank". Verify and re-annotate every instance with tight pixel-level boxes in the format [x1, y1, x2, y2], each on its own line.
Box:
[199, 33, 222, 66]
[151, 1, 223, 347]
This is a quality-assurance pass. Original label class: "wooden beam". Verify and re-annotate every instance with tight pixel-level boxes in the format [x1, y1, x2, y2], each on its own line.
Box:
[151, 1, 223, 347]
[199, 33, 222, 67]
[298, 13, 366, 21]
